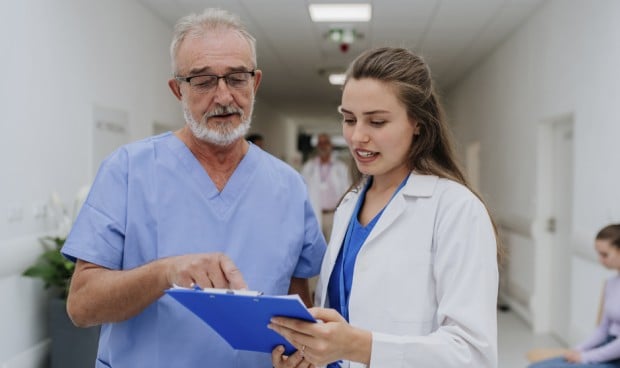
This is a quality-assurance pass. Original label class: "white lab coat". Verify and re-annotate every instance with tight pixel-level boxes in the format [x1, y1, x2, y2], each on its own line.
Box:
[315, 173, 498, 368]
[301, 156, 351, 231]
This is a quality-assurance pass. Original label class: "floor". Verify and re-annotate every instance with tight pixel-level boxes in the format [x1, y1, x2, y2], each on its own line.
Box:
[36, 308, 556, 368]
[498, 309, 565, 368]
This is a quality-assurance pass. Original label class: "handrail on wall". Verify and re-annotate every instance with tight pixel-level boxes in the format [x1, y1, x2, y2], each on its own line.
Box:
[497, 213, 533, 239]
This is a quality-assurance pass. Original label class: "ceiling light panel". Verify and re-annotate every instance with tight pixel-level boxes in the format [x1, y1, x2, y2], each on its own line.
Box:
[329, 73, 346, 85]
[309, 3, 372, 22]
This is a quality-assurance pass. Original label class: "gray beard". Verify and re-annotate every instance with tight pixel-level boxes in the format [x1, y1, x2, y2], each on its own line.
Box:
[182, 101, 252, 146]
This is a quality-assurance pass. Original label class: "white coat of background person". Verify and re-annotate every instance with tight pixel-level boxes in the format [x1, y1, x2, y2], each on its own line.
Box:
[302, 133, 351, 241]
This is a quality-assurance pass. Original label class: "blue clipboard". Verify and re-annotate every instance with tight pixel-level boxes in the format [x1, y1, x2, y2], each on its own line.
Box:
[166, 287, 316, 354]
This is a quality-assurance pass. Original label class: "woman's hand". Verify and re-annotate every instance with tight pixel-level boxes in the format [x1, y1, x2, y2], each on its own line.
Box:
[271, 346, 316, 368]
[563, 349, 582, 363]
[269, 307, 371, 367]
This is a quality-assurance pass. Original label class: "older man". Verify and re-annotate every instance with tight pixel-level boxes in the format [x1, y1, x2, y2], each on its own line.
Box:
[302, 133, 351, 241]
[62, 8, 326, 368]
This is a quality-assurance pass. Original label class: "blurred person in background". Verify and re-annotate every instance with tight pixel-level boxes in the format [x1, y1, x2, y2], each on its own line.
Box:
[302, 133, 351, 242]
[246, 132, 265, 149]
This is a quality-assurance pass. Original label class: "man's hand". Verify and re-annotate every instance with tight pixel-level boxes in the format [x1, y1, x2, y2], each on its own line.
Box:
[67, 253, 246, 327]
[165, 253, 247, 290]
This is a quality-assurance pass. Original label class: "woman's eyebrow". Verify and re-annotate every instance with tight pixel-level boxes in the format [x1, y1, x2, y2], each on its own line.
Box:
[338, 107, 390, 115]
[362, 110, 390, 115]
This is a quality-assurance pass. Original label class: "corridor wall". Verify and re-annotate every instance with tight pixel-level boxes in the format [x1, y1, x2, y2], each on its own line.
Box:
[0, 1, 180, 366]
[447, 0, 620, 345]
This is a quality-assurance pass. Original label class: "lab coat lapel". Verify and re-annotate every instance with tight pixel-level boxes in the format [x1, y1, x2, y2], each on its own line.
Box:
[318, 190, 357, 307]
[317, 174, 438, 306]
[364, 192, 406, 246]
[363, 173, 437, 246]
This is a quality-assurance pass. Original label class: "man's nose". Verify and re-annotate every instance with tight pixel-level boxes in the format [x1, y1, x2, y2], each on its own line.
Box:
[212, 79, 234, 105]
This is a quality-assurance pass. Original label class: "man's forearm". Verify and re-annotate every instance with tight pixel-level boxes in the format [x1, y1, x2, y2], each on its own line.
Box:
[67, 259, 169, 327]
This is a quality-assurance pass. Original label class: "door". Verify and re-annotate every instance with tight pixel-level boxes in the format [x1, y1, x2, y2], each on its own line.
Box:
[548, 118, 574, 343]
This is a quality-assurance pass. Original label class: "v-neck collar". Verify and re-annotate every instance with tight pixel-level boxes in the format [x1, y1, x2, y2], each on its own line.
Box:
[165, 133, 260, 219]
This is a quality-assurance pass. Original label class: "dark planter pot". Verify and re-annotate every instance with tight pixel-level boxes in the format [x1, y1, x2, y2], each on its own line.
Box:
[49, 298, 100, 368]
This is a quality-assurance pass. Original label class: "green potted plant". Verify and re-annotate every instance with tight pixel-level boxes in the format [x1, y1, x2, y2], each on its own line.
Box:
[22, 189, 99, 368]
[23, 236, 73, 299]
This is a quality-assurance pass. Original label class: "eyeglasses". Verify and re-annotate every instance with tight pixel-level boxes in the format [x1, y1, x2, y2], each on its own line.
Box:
[175, 70, 255, 93]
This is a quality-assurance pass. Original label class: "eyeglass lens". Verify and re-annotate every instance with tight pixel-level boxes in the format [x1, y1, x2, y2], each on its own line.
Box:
[189, 72, 253, 91]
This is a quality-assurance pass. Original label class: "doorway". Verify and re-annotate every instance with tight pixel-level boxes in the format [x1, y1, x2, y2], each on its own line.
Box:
[541, 115, 574, 343]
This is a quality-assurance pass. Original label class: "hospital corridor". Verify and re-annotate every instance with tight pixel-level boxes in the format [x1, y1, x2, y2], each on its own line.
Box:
[2, 0, 620, 367]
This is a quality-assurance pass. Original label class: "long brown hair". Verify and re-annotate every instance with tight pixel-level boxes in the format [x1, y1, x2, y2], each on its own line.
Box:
[344, 47, 503, 262]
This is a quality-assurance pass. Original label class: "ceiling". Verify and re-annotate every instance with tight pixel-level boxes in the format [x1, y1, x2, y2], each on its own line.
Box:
[139, 0, 545, 118]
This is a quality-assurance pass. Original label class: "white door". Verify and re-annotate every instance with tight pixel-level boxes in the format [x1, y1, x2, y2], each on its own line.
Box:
[549, 118, 574, 343]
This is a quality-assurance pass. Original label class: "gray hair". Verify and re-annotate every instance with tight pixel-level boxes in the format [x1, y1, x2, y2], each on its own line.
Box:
[169, 8, 257, 75]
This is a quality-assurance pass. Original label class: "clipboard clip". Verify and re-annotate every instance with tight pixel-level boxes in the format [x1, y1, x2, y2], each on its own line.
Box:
[170, 284, 263, 296]
[203, 287, 264, 296]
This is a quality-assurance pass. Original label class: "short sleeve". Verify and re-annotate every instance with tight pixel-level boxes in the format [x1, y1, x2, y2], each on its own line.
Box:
[61, 149, 128, 270]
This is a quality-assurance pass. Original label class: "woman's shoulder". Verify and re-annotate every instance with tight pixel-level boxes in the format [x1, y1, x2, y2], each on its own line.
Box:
[408, 173, 477, 201]
[606, 274, 620, 288]
[411, 174, 488, 217]
[435, 176, 473, 194]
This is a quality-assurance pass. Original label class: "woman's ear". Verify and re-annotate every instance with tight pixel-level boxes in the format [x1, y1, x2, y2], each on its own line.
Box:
[412, 121, 421, 136]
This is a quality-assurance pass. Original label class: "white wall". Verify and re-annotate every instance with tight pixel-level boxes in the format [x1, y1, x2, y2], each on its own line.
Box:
[0, 1, 179, 365]
[447, 0, 620, 344]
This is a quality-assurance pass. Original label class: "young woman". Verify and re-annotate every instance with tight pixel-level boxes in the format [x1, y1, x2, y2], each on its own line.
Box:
[529, 224, 620, 368]
[269, 47, 500, 368]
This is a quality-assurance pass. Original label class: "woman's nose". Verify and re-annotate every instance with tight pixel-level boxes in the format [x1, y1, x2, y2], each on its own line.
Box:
[350, 124, 369, 143]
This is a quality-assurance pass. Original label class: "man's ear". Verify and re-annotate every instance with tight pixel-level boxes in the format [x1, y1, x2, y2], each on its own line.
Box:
[252, 69, 263, 93]
[168, 79, 183, 101]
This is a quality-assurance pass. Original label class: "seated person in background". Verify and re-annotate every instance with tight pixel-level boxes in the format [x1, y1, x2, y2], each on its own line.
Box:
[529, 223, 620, 368]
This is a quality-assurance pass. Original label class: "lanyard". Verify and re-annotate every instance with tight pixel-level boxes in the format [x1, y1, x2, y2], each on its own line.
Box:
[337, 174, 409, 321]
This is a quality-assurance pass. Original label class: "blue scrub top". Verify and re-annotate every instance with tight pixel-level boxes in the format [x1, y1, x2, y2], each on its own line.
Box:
[62, 132, 326, 368]
[328, 176, 409, 321]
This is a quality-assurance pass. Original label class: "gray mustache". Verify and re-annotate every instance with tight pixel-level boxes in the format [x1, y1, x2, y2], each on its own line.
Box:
[206, 106, 243, 118]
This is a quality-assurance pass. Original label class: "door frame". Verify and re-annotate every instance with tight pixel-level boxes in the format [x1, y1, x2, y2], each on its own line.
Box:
[531, 113, 574, 336]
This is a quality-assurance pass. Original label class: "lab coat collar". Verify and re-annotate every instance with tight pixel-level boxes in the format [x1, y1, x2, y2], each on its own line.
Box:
[401, 172, 438, 197]
[339, 172, 438, 206]
[364, 173, 438, 245]
[320, 172, 439, 306]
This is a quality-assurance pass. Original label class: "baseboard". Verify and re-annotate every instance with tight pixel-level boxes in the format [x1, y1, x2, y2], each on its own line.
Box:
[500, 290, 532, 327]
[1, 339, 50, 368]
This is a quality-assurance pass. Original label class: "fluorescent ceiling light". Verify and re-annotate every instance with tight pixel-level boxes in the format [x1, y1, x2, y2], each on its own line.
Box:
[329, 73, 346, 85]
[309, 3, 371, 22]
